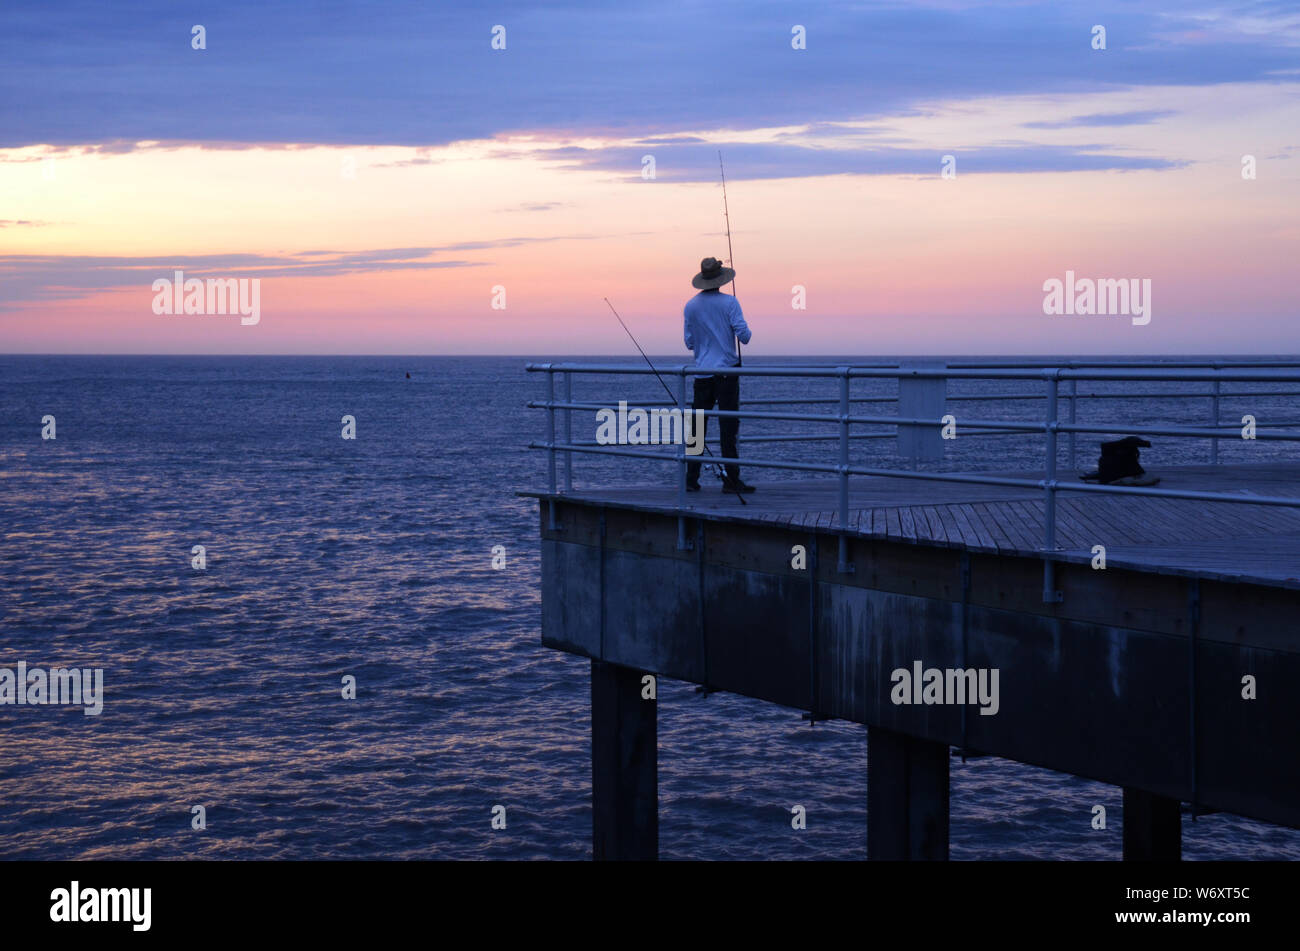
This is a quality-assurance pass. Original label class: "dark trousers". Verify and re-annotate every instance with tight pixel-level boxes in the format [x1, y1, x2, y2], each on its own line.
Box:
[687, 374, 740, 484]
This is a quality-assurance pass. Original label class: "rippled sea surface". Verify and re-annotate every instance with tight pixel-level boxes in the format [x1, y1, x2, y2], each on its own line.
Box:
[2, 355, 1297, 860]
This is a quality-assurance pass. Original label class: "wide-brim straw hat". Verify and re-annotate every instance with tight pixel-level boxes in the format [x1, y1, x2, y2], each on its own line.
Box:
[692, 256, 735, 289]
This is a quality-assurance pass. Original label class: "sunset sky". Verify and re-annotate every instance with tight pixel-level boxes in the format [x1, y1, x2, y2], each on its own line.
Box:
[1, 0, 1297, 355]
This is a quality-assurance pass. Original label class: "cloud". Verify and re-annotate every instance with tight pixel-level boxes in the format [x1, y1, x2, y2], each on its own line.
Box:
[527, 140, 1183, 181]
[0, 248, 479, 311]
[1, 1, 1295, 149]
[1022, 110, 1177, 129]
[0, 234, 635, 310]
[371, 148, 446, 168]
[631, 136, 710, 146]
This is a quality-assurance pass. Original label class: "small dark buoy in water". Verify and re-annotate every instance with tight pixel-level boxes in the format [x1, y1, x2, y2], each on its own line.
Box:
[405, 372, 411, 379]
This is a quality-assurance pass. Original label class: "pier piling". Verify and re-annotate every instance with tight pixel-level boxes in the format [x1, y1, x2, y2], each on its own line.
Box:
[591, 660, 658, 860]
[1122, 787, 1182, 861]
[868, 726, 950, 860]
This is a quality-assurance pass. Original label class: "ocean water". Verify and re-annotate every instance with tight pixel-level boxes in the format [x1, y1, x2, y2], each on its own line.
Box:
[1, 354, 1297, 860]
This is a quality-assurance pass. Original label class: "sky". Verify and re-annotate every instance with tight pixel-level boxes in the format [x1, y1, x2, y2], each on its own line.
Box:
[1, 0, 1297, 355]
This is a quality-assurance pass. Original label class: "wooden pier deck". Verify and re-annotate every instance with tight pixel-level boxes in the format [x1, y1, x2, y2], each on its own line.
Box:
[559, 462, 1300, 588]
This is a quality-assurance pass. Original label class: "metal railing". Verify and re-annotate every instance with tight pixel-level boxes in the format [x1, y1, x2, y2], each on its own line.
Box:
[526, 360, 1300, 600]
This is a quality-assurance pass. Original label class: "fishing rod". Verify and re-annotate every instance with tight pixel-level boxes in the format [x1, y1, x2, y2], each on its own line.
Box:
[603, 297, 747, 505]
[718, 150, 741, 367]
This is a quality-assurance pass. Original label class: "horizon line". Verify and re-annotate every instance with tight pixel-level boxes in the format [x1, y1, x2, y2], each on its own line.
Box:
[4, 351, 1300, 360]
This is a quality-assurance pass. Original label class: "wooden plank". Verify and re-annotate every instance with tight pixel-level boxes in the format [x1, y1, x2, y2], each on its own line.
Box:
[918, 505, 941, 542]
[935, 505, 963, 547]
[1109, 496, 1172, 543]
[1072, 497, 1137, 547]
[1047, 498, 1088, 550]
[1157, 497, 1221, 541]
[1177, 495, 1249, 539]
[961, 501, 998, 553]
[1006, 502, 1045, 551]
[1068, 498, 1128, 551]
[1048, 499, 1093, 550]
[973, 501, 1016, 552]
[1005, 502, 1043, 552]
[898, 505, 916, 540]
[921, 506, 947, 543]
[978, 501, 1020, 551]
[918, 506, 944, 544]
[1215, 502, 1273, 536]
[930, 504, 951, 543]
[947, 503, 985, 549]
[963, 501, 1002, 551]
[1120, 496, 1183, 544]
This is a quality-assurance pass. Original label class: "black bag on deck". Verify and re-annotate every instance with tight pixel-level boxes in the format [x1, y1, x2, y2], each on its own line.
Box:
[1095, 435, 1151, 484]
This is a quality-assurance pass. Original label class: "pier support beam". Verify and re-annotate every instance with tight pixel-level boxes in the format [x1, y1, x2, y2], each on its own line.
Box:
[867, 726, 949, 860]
[591, 660, 658, 860]
[1122, 787, 1181, 861]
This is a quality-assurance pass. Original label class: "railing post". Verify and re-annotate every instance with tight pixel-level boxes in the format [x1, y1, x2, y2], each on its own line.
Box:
[564, 370, 573, 491]
[837, 368, 854, 573]
[546, 366, 558, 531]
[1210, 377, 1221, 465]
[1042, 371, 1061, 603]
[1067, 378, 1077, 471]
[677, 367, 690, 551]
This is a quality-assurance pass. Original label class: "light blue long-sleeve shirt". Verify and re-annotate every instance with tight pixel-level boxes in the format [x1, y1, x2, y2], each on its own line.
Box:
[683, 290, 751, 369]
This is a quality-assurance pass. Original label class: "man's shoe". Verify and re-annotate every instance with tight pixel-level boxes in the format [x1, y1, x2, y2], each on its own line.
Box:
[721, 478, 756, 494]
[686, 480, 701, 492]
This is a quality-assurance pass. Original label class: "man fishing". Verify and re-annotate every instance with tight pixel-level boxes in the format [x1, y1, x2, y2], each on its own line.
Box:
[684, 256, 754, 493]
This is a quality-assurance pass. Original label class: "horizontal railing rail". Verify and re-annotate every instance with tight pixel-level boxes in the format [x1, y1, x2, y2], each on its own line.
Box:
[526, 360, 1300, 597]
